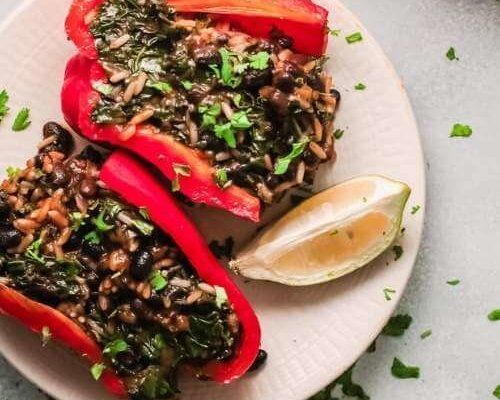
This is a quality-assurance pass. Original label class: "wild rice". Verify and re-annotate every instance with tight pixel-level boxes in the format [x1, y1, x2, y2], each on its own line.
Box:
[309, 141, 328, 160]
[130, 108, 155, 125]
[109, 34, 131, 50]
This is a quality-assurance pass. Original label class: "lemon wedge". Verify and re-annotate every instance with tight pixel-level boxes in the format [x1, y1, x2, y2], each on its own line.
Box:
[230, 175, 411, 286]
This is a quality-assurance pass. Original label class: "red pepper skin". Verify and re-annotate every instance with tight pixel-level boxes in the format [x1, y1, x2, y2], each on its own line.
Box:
[100, 151, 261, 383]
[65, 0, 328, 58]
[61, 54, 261, 222]
[0, 284, 127, 397]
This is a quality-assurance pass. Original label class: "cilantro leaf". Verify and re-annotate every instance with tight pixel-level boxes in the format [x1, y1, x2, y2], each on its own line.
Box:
[446, 47, 459, 61]
[450, 123, 472, 138]
[488, 309, 500, 321]
[0, 89, 10, 122]
[199, 103, 221, 128]
[249, 51, 270, 70]
[230, 110, 253, 130]
[446, 279, 460, 286]
[214, 122, 237, 148]
[392, 245, 403, 261]
[171, 163, 191, 192]
[345, 32, 363, 44]
[12, 108, 31, 131]
[274, 140, 309, 175]
[104, 339, 128, 362]
[354, 83, 366, 90]
[383, 287, 396, 301]
[335, 365, 370, 399]
[150, 81, 172, 93]
[215, 168, 229, 188]
[420, 329, 432, 339]
[149, 270, 168, 292]
[391, 357, 420, 379]
[84, 231, 101, 244]
[25, 237, 45, 263]
[92, 209, 114, 233]
[329, 28, 341, 37]
[90, 363, 106, 381]
[181, 80, 193, 90]
[218, 48, 242, 88]
[382, 314, 413, 336]
[6, 166, 21, 180]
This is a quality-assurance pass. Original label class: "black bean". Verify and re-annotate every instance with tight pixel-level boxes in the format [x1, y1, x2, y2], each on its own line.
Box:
[272, 70, 295, 93]
[50, 164, 68, 186]
[278, 36, 294, 49]
[42, 122, 74, 155]
[130, 249, 154, 281]
[82, 240, 106, 260]
[116, 350, 138, 369]
[78, 146, 103, 164]
[79, 178, 97, 197]
[0, 226, 22, 249]
[192, 45, 220, 66]
[269, 89, 290, 115]
[63, 232, 82, 251]
[242, 69, 272, 91]
[248, 349, 268, 372]
[0, 197, 10, 218]
[331, 88, 341, 103]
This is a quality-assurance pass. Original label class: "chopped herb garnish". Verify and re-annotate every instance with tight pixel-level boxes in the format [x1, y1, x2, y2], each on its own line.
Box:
[92, 209, 114, 233]
[181, 80, 193, 90]
[215, 285, 228, 308]
[139, 207, 150, 220]
[487, 309, 500, 321]
[69, 212, 86, 231]
[334, 365, 370, 400]
[92, 83, 114, 96]
[199, 103, 221, 128]
[0, 89, 10, 122]
[446, 279, 460, 286]
[149, 270, 168, 292]
[6, 166, 21, 180]
[84, 231, 101, 244]
[274, 139, 309, 175]
[230, 110, 253, 130]
[214, 122, 237, 148]
[493, 385, 500, 399]
[391, 357, 420, 379]
[12, 107, 31, 131]
[132, 217, 154, 236]
[333, 129, 344, 139]
[249, 51, 270, 70]
[420, 329, 432, 339]
[383, 287, 396, 301]
[382, 314, 413, 337]
[329, 28, 341, 37]
[216, 48, 244, 88]
[25, 237, 45, 263]
[411, 205, 421, 214]
[450, 123, 472, 138]
[215, 168, 229, 188]
[150, 81, 172, 93]
[90, 363, 106, 381]
[362, 197, 367, 203]
[171, 163, 191, 192]
[392, 245, 403, 261]
[330, 229, 339, 236]
[354, 83, 366, 90]
[446, 47, 459, 61]
[41, 326, 52, 347]
[103, 339, 128, 361]
[345, 32, 363, 44]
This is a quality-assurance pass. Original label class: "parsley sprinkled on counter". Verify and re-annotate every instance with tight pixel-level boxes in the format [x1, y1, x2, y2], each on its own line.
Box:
[446, 47, 459, 61]
[446, 279, 460, 286]
[0, 89, 9, 122]
[450, 123, 472, 138]
[346, 32, 363, 44]
[392, 245, 403, 261]
[391, 357, 420, 379]
[420, 329, 432, 340]
[382, 314, 413, 336]
[354, 82, 366, 90]
[487, 309, 500, 321]
[12, 107, 31, 131]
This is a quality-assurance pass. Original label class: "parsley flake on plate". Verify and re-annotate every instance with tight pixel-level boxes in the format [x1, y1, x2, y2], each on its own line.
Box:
[446, 279, 460, 286]
[12, 107, 31, 131]
[383, 287, 396, 301]
[354, 82, 366, 90]
[0, 89, 10, 122]
[493, 385, 500, 399]
[411, 205, 421, 214]
[345, 32, 363, 44]
[149, 270, 168, 292]
[392, 245, 403, 260]
[446, 47, 459, 61]
[90, 363, 106, 381]
[420, 329, 432, 340]
[334, 129, 344, 139]
[391, 357, 420, 379]
[487, 309, 500, 321]
[382, 314, 413, 337]
[450, 123, 472, 138]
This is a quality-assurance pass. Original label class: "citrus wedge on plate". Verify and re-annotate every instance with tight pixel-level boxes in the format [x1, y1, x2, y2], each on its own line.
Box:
[230, 175, 411, 286]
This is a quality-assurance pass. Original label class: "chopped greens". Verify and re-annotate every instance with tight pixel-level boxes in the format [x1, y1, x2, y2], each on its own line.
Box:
[392, 245, 403, 261]
[333, 129, 344, 139]
[487, 309, 500, 321]
[382, 314, 413, 337]
[411, 205, 421, 214]
[446, 47, 459, 61]
[6, 166, 21, 180]
[249, 51, 270, 70]
[25, 237, 45, 263]
[329, 28, 341, 37]
[391, 357, 420, 379]
[150, 270, 168, 292]
[171, 163, 191, 192]
[334, 365, 370, 399]
[181, 80, 193, 90]
[93, 83, 114, 96]
[12, 107, 31, 131]
[345, 32, 363, 44]
[0, 89, 9, 122]
[494, 385, 500, 399]
[383, 287, 396, 301]
[150, 81, 172, 93]
[69, 212, 86, 231]
[450, 123, 472, 138]
[420, 329, 432, 340]
[103, 339, 128, 361]
[90, 363, 106, 381]
[354, 83, 366, 90]
[215, 168, 229, 188]
[199, 103, 221, 128]
[446, 279, 460, 286]
[214, 123, 237, 148]
[274, 140, 309, 175]
[230, 110, 253, 130]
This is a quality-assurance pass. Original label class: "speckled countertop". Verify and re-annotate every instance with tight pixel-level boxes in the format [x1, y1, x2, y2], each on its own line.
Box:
[1, 0, 499, 399]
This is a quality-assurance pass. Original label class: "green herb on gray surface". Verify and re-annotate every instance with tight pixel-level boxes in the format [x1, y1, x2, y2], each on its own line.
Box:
[382, 314, 413, 337]
[493, 385, 500, 399]
[488, 309, 500, 321]
[391, 357, 420, 379]
[446, 279, 460, 286]
[12, 107, 31, 131]
[333, 129, 344, 139]
[383, 287, 396, 301]
[446, 47, 459, 61]
[411, 205, 421, 214]
[450, 123, 472, 138]
[90, 363, 106, 381]
[354, 83, 366, 90]
[274, 140, 309, 175]
[345, 32, 363, 44]
[420, 329, 432, 340]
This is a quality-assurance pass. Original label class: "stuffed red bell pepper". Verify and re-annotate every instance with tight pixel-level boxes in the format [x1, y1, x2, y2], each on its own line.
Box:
[0, 122, 261, 399]
[62, 0, 339, 221]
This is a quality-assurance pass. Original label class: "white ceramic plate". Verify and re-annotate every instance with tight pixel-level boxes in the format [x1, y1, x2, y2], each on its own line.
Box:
[0, 1, 425, 399]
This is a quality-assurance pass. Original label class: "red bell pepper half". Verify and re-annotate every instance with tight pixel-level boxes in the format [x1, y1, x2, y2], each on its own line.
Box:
[62, 54, 261, 222]
[65, 0, 329, 58]
[100, 150, 261, 383]
[0, 284, 127, 397]
[0, 150, 261, 397]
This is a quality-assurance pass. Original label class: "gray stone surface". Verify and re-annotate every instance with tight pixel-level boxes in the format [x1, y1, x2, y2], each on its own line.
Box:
[0, 0, 499, 399]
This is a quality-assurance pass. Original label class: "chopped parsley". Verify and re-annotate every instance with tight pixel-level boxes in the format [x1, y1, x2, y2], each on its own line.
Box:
[69, 212, 86, 231]
[391, 357, 420, 379]
[214, 48, 246, 88]
[411, 205, 421, 214]
[392, 245, 403, 261]
[12, 107, 31, 131]
[0, 89, 9, 122]
[181, 80, 193, 90]
[345, 32, 363, 44]
[330, 229, 339, 236]
[41, 326, 52, 347]
[493, 385, 500, 399]
[103, 339, 128, 361]
[139, 207, 150, 220]
[150, 270, 168, 292]
[420, 329, 432, 340]
[92, 83, 114, 96]
[382, 314, 412, 337]
[446, 47, 459, 61]
[450, 123, 472, 138]
[92, 209, 114, 233]
[214, 122, 237, 148]
[171, 163, 191, 192]
[90, 363, 106, 381]
[446, 279, 460, 286]
[215, 168, 229, 188]
[333, 129, 344, 139]
[329, 27, 341, 37]
[334, 365, 370, 400]
[150, 81, 172, 93]
[487, 309, 500, 321]
[274, 139, 309, 175]
[354, 83, 366, 90]
[6, 166, 21, 180]
[383, 287, 396, 301]
[249, 51, 270, 70]
[215, 286, 228, 308]
[84, 231, 101, 245]
[199, 103, 222, 128]
[25, 237, 45, 263]
[230, 110, 253, 130]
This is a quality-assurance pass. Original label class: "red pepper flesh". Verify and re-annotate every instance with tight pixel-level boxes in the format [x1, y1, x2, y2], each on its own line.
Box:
[61, 54, 261, 222]
[0, 284, 127, 397]
[100, 150, 261, 383]
[65, 0, 328, 58]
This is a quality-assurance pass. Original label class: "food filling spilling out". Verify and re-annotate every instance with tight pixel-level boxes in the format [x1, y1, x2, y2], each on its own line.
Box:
[0, 123, 240, 399]
[90, 0, 339, 203]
